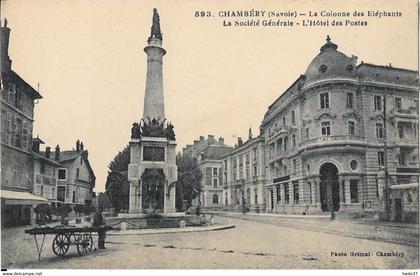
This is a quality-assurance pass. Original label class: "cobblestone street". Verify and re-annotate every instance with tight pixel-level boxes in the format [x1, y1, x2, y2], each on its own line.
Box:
[2, 215, 418, 269]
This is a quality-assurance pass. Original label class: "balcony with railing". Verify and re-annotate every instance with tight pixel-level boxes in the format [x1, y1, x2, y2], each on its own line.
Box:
[300, 135, 366, 149]
[393, 137, 418, 147]
[396, 166, 420, 174]
[390, 107, 418, 120]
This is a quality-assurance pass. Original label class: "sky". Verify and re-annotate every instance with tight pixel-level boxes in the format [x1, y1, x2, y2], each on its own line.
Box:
[1, 0, 418, 192]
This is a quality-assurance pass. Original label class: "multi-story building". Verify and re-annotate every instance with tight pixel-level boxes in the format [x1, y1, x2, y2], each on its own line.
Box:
[261, 36, 418, 221]
[0, 20, 47, 226]
[47, 140, 96, 207]
[183, 135, 232, 209]
[221, 130, 266, 212]
[32, 138, 61, 205]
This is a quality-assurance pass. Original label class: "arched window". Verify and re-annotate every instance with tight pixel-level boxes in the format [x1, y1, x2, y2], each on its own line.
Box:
[212, 194, 219, 204]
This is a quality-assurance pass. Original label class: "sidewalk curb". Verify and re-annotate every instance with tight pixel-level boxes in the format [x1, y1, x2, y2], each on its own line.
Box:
[107, 224, 235, 236]
[206, 211, 331, 219]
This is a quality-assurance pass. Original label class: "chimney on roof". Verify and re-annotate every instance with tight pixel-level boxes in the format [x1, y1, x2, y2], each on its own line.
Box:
[0, 18, 12, 73]
[76, 140, 80, 151]
[218, 137, 224, 145]
[55, 145, 60, 161]
[45, 147, 51, 159]
[208, 134, 215, 144]
[248, 127, 253, 140]
[32, 136, 44, 153]
[193, 140, 199, 145]
[80, 142, 84, 151]
[238, 137, 243, 147]
[199, 136, 205, 141]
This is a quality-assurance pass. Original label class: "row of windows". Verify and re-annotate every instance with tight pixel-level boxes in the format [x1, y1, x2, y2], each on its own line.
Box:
[271, 182, 300, 206]
[271, 180, 360, 207]
[229, 188, 259, 205]
[231, 164, 258, 181]
[1, 109, 31, 150]
[268, 110, 296, 137]
[231, 151, 258, 167]
[269, 120, 414, 157]
[58, 168, 83, 180]
[268, 93, 417, 137]
[2, 83, 32, 115]
[322, 93, 409, 111]
[57, 185, 89, 203]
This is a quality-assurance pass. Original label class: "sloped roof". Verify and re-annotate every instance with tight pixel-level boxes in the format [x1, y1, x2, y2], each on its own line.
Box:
[201, 144, 233, 160]
[32, 151, 62, 167]
[57, 150, 84, 162]
[39, 149, 96, 187]
[39, 150, 83, 162]
[357, 63, 418, 86]
[1, 70, 42, 99]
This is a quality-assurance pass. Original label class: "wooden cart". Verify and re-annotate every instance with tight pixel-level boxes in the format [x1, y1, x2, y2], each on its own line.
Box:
[25, 225, 113, 261]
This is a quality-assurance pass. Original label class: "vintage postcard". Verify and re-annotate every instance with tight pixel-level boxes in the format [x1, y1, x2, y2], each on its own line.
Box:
[0, 0, 418, 273]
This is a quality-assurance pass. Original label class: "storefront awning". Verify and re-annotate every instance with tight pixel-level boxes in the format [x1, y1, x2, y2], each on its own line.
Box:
[390, 183, 419, 190]
[0, 190, 48, 205]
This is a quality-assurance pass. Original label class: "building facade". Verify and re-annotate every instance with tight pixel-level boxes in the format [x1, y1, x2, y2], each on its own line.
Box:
[221, 133, 266, 212]
[260, 37, 418, 220]
[32, 140, 61, 205]
[0, 20, 47, 226]
[49, 140, 96, 207]
[1, 21, 97, 226]
[183, 135, 232, 210]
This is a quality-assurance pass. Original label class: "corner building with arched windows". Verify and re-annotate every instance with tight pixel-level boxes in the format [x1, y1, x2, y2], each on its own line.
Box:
[262, 37, 418, 219]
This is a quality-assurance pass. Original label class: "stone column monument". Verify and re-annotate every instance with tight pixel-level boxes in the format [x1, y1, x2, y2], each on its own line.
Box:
[126, 9, 177, 214]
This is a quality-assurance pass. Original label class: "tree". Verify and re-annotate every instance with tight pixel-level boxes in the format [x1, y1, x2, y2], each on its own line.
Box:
[96, 192, 112, 210]
[108, 145, 130, 172]
[106, 145, 130, 213]
[176, 153, 202, 210]
[105, 171, 129, 213]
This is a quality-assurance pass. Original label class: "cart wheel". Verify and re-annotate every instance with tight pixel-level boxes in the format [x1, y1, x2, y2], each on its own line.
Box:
[77, 234, 93, 256]
[52, 234, 70, 256]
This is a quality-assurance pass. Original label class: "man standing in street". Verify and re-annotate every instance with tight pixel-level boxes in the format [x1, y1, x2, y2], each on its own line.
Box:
[92, 208, 106, 249]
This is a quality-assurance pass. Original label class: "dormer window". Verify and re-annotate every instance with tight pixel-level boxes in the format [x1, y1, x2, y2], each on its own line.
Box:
[319, 65, 327, 73]
[346, 65, 354, 72]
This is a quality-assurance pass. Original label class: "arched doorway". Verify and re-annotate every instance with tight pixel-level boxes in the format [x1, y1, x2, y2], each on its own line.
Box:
[320, 163, 340, 212]
[141, 168, 165, 213]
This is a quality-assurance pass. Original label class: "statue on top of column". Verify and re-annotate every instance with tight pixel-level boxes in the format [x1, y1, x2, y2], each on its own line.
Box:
[150, 8, 163, 41]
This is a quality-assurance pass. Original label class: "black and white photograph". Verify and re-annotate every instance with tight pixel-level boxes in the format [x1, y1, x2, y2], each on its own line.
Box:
[0, 0, 419, 273]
